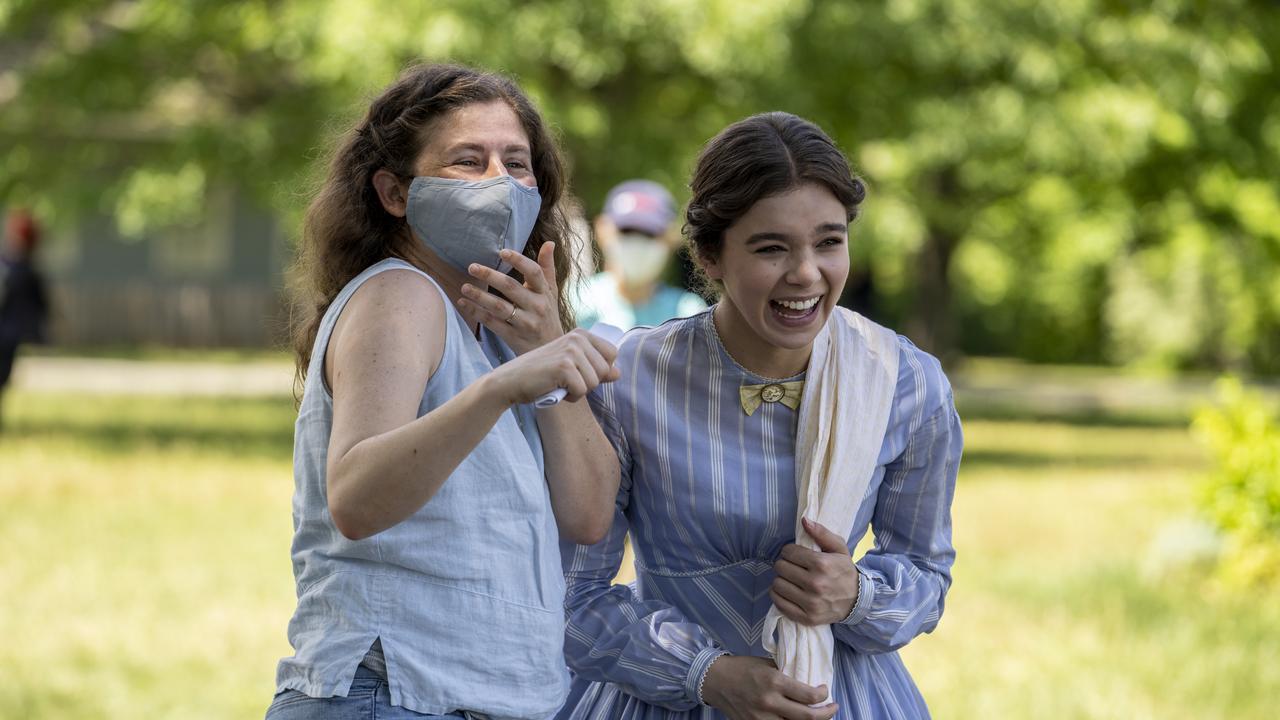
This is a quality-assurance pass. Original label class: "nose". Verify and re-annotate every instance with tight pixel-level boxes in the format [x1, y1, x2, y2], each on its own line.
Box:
[481, 153, 509, 180]
[786, 250, 821, 287]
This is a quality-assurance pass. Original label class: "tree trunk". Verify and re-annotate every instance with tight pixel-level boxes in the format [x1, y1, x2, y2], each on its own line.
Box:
[909, 226, 958, 364]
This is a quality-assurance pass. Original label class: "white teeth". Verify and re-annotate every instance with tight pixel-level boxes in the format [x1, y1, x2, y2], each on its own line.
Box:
[774, 296, 820, 311]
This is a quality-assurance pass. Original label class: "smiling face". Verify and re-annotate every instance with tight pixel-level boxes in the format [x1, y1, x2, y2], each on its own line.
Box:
[370, 99, 539, 290]
[371, 99, 537, 221]
[700, 182, 850, 378]
[413, 99, 536, 188]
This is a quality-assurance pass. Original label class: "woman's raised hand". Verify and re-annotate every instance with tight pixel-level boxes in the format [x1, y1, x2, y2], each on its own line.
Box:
[458, 241, 563, 355]
[486, 329, 620, 407]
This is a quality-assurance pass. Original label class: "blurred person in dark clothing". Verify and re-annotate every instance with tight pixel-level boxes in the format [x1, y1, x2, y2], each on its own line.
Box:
[0, 209, 50, 429]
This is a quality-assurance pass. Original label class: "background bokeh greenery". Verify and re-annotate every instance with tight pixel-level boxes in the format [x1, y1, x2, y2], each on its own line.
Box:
[3, 0, 1279, 369]
[1194, 379, 1280, 589]
[2, 0, 1279, 717]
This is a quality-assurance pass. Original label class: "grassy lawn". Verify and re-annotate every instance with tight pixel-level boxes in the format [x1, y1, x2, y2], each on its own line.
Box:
[0, 394, 297, 719]
[0, 370, 1276, 718]
[901, 417, 1279, 719]
[21, 344, 293, 365]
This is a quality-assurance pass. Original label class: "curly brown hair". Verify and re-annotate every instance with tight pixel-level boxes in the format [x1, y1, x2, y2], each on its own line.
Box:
[289, 63, 577, 389]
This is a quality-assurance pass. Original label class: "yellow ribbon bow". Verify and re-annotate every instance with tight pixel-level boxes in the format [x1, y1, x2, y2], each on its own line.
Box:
[739, 380, 805, 416]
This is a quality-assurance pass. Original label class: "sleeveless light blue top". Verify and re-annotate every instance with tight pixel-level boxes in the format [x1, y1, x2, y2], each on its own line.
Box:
[275, 258, 569, 719]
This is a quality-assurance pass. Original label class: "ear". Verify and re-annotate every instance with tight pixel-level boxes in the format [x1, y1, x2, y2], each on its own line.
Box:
[698, 248, 724, 281]
[372, 169, 409, 218]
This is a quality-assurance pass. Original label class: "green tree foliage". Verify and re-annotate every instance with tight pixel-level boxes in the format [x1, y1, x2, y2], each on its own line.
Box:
[1, 0, 1277, 368]
[1194, 378, 1280, 588]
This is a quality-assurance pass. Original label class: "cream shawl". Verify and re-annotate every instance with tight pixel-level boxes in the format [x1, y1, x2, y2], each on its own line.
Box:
[761, 307, 901, 701]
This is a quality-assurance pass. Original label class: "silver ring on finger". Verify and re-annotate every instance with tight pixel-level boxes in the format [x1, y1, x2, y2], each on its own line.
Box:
[505, 306, 519, 324]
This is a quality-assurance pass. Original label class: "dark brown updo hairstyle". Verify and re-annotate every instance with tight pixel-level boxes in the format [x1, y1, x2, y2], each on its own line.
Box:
[683, 111, 866, 295]
[290, 63, 577, 385]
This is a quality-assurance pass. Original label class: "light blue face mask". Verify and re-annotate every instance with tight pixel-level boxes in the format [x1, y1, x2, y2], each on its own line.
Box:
[405, 175, 543, 274]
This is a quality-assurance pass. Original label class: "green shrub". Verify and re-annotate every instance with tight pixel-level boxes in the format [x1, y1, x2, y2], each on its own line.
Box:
[1193, 378, 1280, 588]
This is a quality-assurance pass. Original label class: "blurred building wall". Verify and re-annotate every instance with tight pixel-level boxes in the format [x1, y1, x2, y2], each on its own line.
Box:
[35, 188, 290, 348]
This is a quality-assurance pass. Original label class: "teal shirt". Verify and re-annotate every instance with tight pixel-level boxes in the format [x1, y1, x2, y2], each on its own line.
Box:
[573, 272, 707, 331]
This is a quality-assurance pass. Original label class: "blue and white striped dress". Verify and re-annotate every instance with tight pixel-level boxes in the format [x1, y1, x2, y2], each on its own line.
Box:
[556, 310, 962, 719]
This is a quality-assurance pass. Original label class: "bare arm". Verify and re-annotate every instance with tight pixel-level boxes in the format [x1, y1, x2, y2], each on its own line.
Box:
[534, 389, 621, 544]
[324, 269, 511, 540]
[458, 243, 621, 545]
[324, 268, 617, 540]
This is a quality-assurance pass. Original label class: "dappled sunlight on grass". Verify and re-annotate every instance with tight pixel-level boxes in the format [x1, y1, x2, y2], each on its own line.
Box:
[902, 411, 1279, 719]
[3, 392, 296, 460]
[1, 393, 297, 719]
[960, 419, 1207, 472]
[0, 375, 1276, 718]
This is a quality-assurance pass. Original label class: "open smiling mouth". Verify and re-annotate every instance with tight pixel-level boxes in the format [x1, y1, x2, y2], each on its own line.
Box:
[769, 295, 822, 324]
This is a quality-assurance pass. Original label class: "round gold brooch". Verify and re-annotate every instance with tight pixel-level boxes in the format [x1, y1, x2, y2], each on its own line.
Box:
[760, 384, 786, 403]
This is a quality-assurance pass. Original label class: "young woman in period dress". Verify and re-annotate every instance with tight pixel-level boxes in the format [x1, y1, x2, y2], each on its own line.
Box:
[555, 112, 962, 720]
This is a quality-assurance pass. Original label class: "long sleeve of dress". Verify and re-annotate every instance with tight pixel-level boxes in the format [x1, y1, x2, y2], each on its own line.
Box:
[834, 393, 962, 655]
[560, 386, 729, 710]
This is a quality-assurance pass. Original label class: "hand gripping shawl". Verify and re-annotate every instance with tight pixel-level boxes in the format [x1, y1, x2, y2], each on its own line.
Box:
[761, 307, 900, 704]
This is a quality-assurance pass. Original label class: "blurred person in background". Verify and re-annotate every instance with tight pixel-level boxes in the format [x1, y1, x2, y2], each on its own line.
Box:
[0, 209, 50, 432]
[555, 113, 961, 720]
[268, 63, 620, 720]
[573, 180, 706, 330]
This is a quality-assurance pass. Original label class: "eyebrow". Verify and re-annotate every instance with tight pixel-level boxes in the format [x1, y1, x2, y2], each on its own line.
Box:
[744, 232, 789, 245]
[445, 142, 531, 155]
[744, 223, 848, 245]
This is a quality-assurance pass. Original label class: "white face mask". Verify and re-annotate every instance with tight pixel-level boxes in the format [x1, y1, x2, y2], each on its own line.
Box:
[613, 232, 670, 286]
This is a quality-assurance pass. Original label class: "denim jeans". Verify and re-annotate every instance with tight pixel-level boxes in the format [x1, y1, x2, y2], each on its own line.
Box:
[265, 665, 470, 719]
